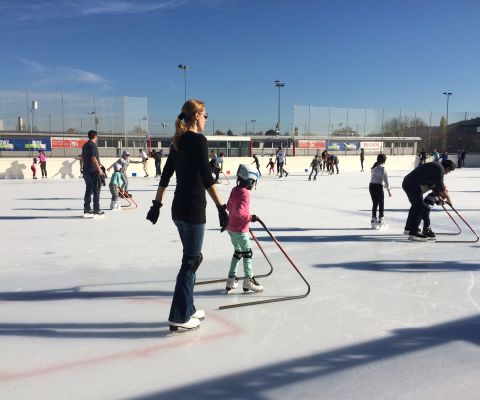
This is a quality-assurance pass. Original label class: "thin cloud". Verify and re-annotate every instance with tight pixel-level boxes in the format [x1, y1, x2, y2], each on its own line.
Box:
[0, 0, 189, 21]
[16, 58, 110, 90]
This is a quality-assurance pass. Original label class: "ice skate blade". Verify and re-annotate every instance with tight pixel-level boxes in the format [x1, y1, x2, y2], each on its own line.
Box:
[169, 324, 200, 333]
[242, 289, 264, 294]
[408, 236, 428, 242]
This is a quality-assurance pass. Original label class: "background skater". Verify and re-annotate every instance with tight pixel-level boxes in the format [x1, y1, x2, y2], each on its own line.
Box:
[81, 130, 104, 217]
[402, 160, 455, 241]
[369, 154, 392, 229]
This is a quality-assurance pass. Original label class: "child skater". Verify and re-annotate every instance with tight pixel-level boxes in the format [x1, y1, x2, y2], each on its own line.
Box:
[225, 164, 263, 293]
[109, 163, 125, 209]
[369, 153, 392, 229]
[266, 158, 275, 175]
[308, 154, 320, 181]
[31, 157, 38, 179]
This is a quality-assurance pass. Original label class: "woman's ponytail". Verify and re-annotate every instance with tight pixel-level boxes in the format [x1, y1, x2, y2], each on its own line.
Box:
[172, 99, 205, 151]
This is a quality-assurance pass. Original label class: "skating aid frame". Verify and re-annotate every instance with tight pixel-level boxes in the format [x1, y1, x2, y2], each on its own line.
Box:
[436, 203, 479, 243]
[218, 218, 311, 310]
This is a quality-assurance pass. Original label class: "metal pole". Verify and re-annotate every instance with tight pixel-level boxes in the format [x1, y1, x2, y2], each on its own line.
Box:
[443, 92, 452, 152]
[183, 68, 187, 102]
[429, 111, 432, 151]
[94, 95, 97, 131]
[381, 108, 384, 152]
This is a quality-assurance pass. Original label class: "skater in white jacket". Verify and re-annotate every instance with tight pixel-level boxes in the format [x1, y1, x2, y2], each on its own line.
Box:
[369, 154, 392, 229]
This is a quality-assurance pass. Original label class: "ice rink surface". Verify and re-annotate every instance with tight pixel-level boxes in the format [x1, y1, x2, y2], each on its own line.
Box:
[0, 167, 479, 400]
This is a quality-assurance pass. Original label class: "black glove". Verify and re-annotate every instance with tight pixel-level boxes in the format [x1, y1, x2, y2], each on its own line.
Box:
[251, 214, 259, 222]
[216, 204, 229, 232]
[146, 200, 162, 224]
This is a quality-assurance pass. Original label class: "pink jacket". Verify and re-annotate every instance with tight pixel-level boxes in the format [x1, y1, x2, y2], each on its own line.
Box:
[226, 186, 252, 233]
[39, 152, 46, 163]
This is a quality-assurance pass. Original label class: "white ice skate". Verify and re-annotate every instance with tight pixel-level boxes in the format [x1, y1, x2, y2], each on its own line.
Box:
[243, 277, 263, 293]
[169, 317, 200, 332]
[191, 309, 206, 320]
[226, 276, 239, 293]
[376, 218, 388, 229]
[110, 201, 120, 210]
[371, 218, 377, 229]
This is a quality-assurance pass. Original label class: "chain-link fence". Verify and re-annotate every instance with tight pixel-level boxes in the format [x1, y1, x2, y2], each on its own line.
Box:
[0, 90, 147, 135]
[293, 105, 480, 153]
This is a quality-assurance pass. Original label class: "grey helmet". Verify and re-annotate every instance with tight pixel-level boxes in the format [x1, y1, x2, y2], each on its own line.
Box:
[236, 164, 259, 188]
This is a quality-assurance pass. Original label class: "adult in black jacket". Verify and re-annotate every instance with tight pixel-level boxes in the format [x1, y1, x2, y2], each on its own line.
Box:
[146, 99, 228, 332]
[81, 130, 105, 217]
[402, 160, 455, 241]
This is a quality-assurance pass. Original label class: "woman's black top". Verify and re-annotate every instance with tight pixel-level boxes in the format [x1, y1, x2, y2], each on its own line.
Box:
[159, 131, 215, 224]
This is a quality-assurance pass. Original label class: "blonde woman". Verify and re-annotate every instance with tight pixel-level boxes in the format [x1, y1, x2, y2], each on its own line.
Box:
[147, 99, 228, 332]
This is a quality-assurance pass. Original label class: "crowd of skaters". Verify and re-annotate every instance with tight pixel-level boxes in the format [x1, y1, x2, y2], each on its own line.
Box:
[23, 103, 463, 333]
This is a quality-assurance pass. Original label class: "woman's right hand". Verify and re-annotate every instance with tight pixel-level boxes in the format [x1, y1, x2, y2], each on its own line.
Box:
[146, 200, 162, 224]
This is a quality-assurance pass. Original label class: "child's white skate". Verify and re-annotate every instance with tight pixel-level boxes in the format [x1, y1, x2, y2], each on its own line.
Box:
[243, 277, 263, 293]
[226, 276, 238, 293]
[376, 218, 388, 229]
[371, 218, 378, 229]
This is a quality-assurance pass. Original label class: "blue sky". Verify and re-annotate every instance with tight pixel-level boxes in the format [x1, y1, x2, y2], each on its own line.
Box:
[1, 0, 480, 131]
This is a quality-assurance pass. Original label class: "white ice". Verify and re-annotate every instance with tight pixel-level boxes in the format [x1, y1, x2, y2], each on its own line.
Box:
[0, 168, 479, 400]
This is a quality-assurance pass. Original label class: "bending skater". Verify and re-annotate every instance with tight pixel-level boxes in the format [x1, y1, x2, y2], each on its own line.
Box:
[369, 154, 392, 229]
[225, 164, 263, 293]
[402, 160, 455, 241]
[147, 99, 228, 332]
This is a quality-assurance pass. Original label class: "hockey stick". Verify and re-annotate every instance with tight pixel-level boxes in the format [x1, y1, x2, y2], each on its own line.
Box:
[195, 228, 273, 286]
[219, 218, 311, 310]
[436, 203, 479, 243]
[435, 203, 461, 235]
[220, 172, 230, 185]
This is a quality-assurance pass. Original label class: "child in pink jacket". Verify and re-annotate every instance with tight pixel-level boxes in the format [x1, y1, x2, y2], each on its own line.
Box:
[225, 164, 263, 293]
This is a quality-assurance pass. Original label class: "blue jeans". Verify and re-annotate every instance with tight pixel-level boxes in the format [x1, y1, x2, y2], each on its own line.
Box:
[84, 172, 101, 212]
[169, 220, 205, 323]
[402, 180, 426, 233]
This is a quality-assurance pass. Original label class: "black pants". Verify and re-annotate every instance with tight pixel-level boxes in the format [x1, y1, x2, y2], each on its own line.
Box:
[402, 180, 427, 233]
[40, 161, 47, 178]
[155, 160, 161, 176]
[369, 183, 384, 218]
[84, 172, 102, 212]
[309, 167, 318, 180]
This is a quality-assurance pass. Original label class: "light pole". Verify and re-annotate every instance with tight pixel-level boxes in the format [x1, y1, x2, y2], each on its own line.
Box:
[178, 64, 190, 102]
[274, 80, 285, 135]
[88, 111, 96, 131]
[29, 100, 38, 157]
[443, 91, 452, 151]
[251, 119, 256, 136]
[142, 116, 150, 155]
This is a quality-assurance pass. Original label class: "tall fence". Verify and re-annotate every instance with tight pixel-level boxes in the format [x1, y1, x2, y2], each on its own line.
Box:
[2, 91, 480, 154]
[0, 91, 148, 136]
[293, 105, 480, 153]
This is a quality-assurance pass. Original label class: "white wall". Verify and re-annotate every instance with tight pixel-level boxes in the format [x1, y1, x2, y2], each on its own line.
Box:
[0, 155, 424, 179]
